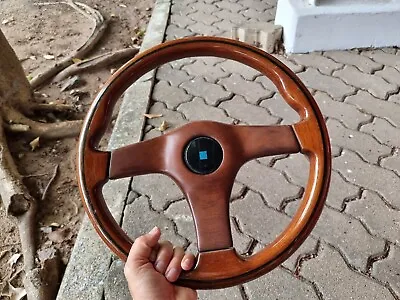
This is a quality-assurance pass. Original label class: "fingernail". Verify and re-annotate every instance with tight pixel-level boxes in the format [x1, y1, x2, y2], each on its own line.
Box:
[149, 226, 158, 235]
[182, 258, 191, 270]
[149, 251, 157, 262]
[154, 261, 165, 273]
[166, 268, 179, 282]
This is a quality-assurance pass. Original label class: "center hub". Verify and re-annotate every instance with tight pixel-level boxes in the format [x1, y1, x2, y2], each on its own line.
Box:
[183, 136, 223, 175]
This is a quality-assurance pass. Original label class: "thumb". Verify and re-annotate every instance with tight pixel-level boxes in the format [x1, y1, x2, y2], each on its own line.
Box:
[127, 226, 161, 268]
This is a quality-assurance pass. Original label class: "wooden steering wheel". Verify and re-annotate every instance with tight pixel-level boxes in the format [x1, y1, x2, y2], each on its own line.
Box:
[77, 37, 331, 289]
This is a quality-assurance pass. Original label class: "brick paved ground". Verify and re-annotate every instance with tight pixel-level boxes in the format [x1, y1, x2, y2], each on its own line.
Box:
[106, 0, 400, 299]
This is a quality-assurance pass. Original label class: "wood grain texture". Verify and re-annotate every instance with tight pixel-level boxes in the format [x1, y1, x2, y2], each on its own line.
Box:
[77, 37, 331, 289]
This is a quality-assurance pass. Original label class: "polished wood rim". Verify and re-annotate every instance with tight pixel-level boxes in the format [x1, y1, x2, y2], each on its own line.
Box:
[77, 37, 331, 289]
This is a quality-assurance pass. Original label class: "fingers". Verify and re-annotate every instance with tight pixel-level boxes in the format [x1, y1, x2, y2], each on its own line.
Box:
[126, 227, 161, 269]
[181, 252, 196, 271]
[153, 243, 196, 282]
[165, 247, 185, 282]
[154, 241, 174, 274]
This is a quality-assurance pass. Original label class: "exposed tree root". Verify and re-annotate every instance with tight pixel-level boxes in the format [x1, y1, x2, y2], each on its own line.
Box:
[0, 1, 142, 299]
[30, 0, 107, 89]
[3, 104, 82, 139]
[0, 118, 61, 300]
[26, 103, 76, 114]
[53, 47, 140, 82]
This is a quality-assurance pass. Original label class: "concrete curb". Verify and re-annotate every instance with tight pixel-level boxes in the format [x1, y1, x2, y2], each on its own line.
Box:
[56, 1, 171, 299]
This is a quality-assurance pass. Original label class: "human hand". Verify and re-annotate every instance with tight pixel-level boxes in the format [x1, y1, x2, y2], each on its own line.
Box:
[124, 227, 198, 300]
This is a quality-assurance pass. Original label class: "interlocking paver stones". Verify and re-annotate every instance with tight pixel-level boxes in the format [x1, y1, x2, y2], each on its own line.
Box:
[314, 91, 370, 130]
[327, 118, 391, 164]
[307, 206, 385, 271]
[187, 11, 220, 26]
[324, 50, 383, 74]
[326, 171, 360, 211]
[156, 63, 193, 87]
[182, 59, 229, 82]
[255, 75, 278, 92]
[244, 267, 319, 299]
[188, 22, 222, 36]
[240, 0, 273, 11]
[180, 76, 232, 106]
[164, 200, 253, 254]
[237, 160, 300, 209]
[219, 95, 279, 125]
[198, 287, 243, 300]
[282, 237, 319, 272]
[178, 97, 233, 123]
[165, 24, 195, 40]
[362, 49, 400, 72]
[298, 68, 356, 99]
[375, 66, 400, 86]
[346, 190, 400, 245]
[300, 244, 394, 299]
[216, 1, 243, 13]
[334, 149, 400, 209]
[361, 117, 400, 148]
[219, 74, 274, 104]
[153, 80, 192, 109]
[381, 150, 400, 175]
[170, 14, 196, 28]
[217, 59, 261, 81]
[241, 7, 275, 22]
[273, 153, 309, 187]
[373, 244, 400, 297]
[122, 195, 186, 248]
[213, 9, 248, 25]
[346, 90, 400, 127]
[131, 174, 183, 211]
[260, 93, 299, 124]
[289, 53, 343, 75]
[331, 145, 342, 157]
[231, 190, 292, 245]
[146, 102, 187, 129]
[389, 94, 400, 105]
[170, 1, 197, 17]
[273, 54, 305, 73]
[334, 65, 398, 99]
[213, 19, 238, 32]
[191, 2, 221, 15]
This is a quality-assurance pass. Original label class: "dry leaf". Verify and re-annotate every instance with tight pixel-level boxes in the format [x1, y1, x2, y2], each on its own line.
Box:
[143, 113, 163, 119]
[40, 226, 53, 234]
[158, 120, 169, 132]
[8, 283, 26, 300]
[43, 54, 55, 60]
[29, 137, 40, 151]
[72, 57, 82, 64]
[119, 3, 127, 8]
[37, 247, 57, 263]
[48, 228, 72, 243]
[7, 253, 21, 267]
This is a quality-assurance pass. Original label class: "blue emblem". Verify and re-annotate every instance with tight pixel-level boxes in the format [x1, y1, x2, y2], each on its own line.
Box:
[199, 150, 208, 160]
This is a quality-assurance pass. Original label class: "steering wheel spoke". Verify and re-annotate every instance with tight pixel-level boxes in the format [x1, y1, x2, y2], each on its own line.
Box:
[232, 124, 301, 163]
[183, 178, 234, 252]
[109, 136, 167, 179]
